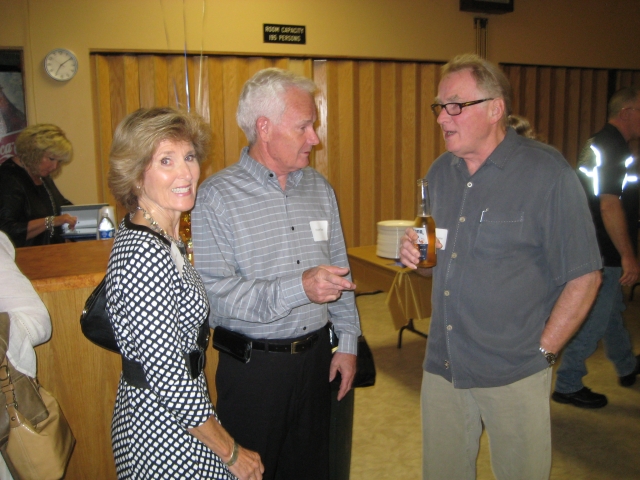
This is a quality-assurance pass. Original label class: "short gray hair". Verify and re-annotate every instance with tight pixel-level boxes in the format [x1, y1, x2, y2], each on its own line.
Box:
[608, 86, 640, 119]
[236, 68, 317, 145]
[441, 53, 512, 127]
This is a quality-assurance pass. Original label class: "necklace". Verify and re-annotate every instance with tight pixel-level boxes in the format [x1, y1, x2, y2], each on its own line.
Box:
[135, 207, 183, 246]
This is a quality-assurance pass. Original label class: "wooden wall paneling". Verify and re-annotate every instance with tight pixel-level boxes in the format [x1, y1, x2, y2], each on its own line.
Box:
[123, 55, 140, 114]
[325, 61, 341, 201]
[106, 56, 127, 133]
[221, 57, 245, 168]
[535, 68, 551, 143]
[357, 61, 377, 247]
[151, 55, 169, 107]
[89, 56, 111, 202]
[400, 63, 419, 221]
[523, 66, 538, 122]
[92, 55, 114, 206]
[336, 61, 357, 247]
[419, 63, 439, 175]
[166, 55, 188, 110]
[379, 62, 398, 221]
[204, 56, 226, 181]
[138, 55, 157, 109]
[593, 69, 609, 133]
[312, 60, 329, 179]
[188, 55, 209, 121]
[550, 68, 567, 153]
[578, 69, 594, 162]
[505, 66, 522, 116]
[564, 68, 582, 165]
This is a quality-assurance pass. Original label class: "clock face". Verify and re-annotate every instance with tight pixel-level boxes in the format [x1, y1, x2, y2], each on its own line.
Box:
[44, 49, 78, 81]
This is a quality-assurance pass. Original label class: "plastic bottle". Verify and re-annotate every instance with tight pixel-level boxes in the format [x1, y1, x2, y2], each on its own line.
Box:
[98, 212, 115, 240]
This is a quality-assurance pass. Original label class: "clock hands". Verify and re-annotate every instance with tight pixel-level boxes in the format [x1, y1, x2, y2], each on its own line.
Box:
[55, 57, 73, 75]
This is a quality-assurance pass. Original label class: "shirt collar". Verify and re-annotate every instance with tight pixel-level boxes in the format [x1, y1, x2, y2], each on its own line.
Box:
[239, 146, 305, 189]
[450, 127, 520, 172]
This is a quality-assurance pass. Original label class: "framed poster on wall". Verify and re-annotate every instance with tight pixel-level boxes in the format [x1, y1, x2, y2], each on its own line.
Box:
[0, 50, 27, 164]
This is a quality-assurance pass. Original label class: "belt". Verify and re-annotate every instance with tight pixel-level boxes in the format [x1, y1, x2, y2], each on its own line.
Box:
[251, 326, 326, 354]
[122, 350, 206, 389]
[121, 321, 210, 389]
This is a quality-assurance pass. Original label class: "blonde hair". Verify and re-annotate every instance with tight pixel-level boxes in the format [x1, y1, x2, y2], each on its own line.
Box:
[441, 53, 512, 127]
[15, 124, 73, 177]
[108, 107, 211, 212]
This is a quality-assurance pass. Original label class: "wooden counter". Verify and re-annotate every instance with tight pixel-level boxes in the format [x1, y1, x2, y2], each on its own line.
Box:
[16, 240, 219, 479]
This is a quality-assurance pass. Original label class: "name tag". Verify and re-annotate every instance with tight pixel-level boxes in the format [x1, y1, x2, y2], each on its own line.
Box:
[310, 220, 329, 241]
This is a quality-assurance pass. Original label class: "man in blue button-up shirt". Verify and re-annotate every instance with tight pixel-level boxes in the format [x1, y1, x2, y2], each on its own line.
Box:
[400, 54, 602, 479]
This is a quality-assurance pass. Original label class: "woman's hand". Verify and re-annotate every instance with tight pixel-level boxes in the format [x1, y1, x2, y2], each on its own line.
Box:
[228, 445, 264, 480]
[56, 213, 78, 230]
[189, 416, 264, 480]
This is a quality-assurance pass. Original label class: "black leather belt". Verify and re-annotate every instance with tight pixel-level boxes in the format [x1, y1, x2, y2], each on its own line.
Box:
[251, 331, 320, 354]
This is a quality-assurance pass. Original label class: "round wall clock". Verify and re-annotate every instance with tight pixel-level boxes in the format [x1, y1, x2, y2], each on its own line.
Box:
[44, 49, 79, 81]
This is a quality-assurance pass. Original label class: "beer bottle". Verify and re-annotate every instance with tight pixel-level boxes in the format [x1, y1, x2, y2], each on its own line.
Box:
[413, 179, 436, 267]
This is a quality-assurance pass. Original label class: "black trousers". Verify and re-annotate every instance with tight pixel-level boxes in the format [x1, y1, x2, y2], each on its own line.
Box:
[215, 326, 332, 480]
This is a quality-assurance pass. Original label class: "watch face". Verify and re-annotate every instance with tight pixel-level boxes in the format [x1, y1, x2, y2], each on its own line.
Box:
[44, 49, 78, 81]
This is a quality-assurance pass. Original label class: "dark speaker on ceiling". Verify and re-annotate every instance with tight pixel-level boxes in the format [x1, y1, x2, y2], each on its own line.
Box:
[460, 0, 514, 14]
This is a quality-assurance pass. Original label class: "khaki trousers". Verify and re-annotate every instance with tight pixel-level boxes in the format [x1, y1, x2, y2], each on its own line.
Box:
[421, 369, 552, 480]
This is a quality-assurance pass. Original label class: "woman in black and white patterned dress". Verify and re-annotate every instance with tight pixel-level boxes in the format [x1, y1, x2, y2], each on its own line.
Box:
[106, 108, 264, 480]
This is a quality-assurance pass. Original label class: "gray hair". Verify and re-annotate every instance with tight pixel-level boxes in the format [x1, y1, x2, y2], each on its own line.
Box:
[608, 86, 640, 119]
[236, 68, 317, 145]
[441, 53, 512, 127]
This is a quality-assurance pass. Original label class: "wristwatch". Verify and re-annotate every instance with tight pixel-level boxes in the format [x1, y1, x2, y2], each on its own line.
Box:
[539, 346, 557, 366]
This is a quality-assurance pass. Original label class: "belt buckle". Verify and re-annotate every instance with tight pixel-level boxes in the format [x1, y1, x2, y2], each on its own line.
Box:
[291, 339, 303, 354]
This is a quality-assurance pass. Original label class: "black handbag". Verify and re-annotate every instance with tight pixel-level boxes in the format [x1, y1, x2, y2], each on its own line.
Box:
[80, 276, 120, 353]
[329, 324, 376, 389]
[353, 336, 376, 388]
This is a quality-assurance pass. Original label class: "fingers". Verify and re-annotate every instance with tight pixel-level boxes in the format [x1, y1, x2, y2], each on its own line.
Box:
[302, 266, 356, 304]
[230, 447, 264, 480]
[331, 353, 356, 401]
[399, 228, 420, 269]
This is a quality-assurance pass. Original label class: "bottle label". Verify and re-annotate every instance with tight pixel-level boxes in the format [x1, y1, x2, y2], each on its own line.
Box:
[413, 227, 428, 244]
[413, 227, 428, 261]
[99, 229, 115, 239]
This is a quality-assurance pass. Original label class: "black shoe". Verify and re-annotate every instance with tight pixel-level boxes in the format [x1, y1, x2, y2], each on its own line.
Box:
[551, 387, 608, 409]
[619, 355, 640, 387]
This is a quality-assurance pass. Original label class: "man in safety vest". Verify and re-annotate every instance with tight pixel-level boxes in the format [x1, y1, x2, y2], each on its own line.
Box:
[553, 86, 640, 408]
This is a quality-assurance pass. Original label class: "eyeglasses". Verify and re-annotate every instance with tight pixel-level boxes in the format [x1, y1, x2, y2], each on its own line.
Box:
[430, 98, 494, 116]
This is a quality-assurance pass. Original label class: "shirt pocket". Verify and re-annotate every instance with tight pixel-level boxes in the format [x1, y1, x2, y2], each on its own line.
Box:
[474, 210, 525, 257]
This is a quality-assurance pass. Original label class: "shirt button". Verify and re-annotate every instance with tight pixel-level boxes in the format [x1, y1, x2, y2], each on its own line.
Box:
[447, 325, 453, 331]
[297, 260, 300, 264]
[459, 217, 466, 222]
[444, 360, 450, 369]
[269, 173, 274, 178]
[451, 252, 457, 258]
[467, 182, 473, 188]
[444, 290, 450, 296]
[291, 227, 295, 231]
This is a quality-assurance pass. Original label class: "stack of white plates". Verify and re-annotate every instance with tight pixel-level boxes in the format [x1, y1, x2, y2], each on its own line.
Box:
[376, 220, 414, 259]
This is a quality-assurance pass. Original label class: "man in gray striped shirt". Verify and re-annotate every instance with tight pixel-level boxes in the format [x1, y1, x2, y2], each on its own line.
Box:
[192, 68, 361, 480]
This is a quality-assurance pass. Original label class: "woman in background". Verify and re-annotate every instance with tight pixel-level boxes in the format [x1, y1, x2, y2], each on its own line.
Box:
[0, 124, 76, 247]
[0, 230, 52, 479]
[106, 107, 263, 479]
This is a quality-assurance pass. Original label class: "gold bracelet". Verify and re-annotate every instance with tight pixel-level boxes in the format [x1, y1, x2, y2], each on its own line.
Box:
[225, 441, 239, 467]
